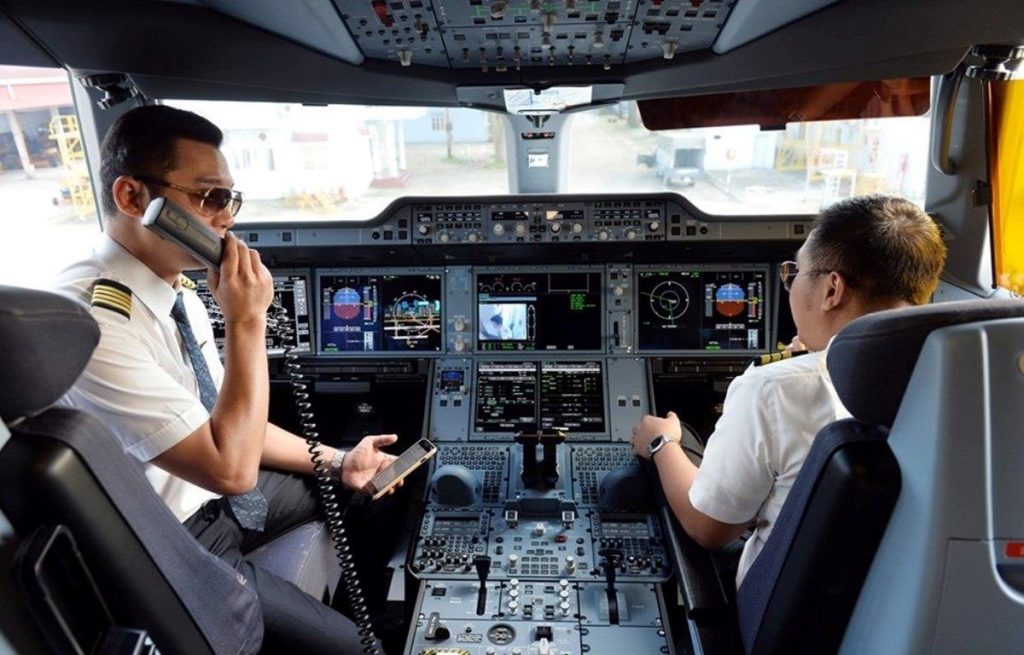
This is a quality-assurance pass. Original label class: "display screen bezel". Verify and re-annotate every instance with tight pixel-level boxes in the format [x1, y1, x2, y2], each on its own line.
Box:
[470, 357, 609, 442]
[315, 267, 446, 356]
[633, 263, 772, 356]
[473, 265, 606, 355]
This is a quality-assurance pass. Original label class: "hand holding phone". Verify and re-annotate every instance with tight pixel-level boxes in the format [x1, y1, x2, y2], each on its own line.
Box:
[362, 438, 438, 501]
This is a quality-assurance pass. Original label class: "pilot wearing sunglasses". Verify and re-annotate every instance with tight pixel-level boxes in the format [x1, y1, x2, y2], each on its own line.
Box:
[56, 105, 395, 654]
[629, 195, 946, 593]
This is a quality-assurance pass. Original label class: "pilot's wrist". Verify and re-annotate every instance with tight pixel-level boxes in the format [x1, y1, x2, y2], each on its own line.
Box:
[329, 448, 347, 482]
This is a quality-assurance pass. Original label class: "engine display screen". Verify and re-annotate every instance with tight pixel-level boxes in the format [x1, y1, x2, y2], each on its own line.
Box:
[193, 271, 312, 356]
[319, 273, 442, 353]
[637, 267, 769, 352]
[476, 271, 602, 352]
[474, 360, 605, 435]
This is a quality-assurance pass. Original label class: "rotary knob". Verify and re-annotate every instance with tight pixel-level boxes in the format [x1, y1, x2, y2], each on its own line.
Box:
[571, 222, 583, 234]
[613, 285, 625, 297]
[597, 229, 610, 241]
[514, 222, 528, 237]
[417, 224, 430, 235]
[453, 317, 466, 332]
[467, 232, 481, 243]
[493, 223, 505, 235]
[648, 220, 660, 232]
[549, 223, 562, 234]
[453, 338, 466, 352]
[625, 228, 638, 240]
[439, 232, 451, 243]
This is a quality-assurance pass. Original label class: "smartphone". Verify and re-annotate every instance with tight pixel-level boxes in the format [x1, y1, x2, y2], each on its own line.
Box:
[364, 438, 438, 500]
[142, 196, 223, 270]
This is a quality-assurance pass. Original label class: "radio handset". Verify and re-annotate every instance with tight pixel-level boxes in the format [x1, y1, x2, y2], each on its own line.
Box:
[142, 197, 223, 270]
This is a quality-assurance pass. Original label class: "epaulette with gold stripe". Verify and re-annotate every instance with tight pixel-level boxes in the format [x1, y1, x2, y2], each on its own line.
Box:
[179, 275, 197, 291]
[752, 350, 811, 367]
[91, 279, 132, 320]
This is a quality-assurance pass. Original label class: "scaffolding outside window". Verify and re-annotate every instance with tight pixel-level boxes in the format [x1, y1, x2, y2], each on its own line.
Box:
[990, 80, 1024, 296]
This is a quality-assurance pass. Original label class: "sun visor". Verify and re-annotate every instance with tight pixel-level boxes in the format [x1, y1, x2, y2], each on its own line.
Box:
[638, 78, 931, 131]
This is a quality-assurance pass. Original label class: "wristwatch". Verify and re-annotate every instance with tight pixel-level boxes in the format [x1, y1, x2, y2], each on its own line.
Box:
[329, 449, 347, 482]
[647, 434, 679, 460]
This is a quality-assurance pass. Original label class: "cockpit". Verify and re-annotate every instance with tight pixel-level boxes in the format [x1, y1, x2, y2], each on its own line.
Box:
[1, 2, 1024, 655]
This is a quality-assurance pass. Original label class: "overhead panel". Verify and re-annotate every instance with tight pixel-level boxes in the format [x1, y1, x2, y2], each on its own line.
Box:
[335, 0, 736, 72]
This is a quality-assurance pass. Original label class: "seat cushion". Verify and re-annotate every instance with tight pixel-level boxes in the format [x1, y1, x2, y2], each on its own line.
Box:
[247, 521, 341, 601]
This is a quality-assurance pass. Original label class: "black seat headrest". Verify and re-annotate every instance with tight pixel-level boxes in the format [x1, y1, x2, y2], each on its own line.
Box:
[827, 299, 1024, 427]
[0, 286, 99, 422]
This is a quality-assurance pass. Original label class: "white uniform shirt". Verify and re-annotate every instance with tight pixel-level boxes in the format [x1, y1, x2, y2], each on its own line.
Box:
[688, 347, 850, 588]
[56, 234, 223, 521]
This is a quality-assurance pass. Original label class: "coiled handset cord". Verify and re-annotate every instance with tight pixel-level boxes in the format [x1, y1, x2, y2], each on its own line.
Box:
[272, 300, 381, 654]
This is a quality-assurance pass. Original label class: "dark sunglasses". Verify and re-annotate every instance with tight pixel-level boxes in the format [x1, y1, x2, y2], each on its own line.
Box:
[134, 174, 243, 217]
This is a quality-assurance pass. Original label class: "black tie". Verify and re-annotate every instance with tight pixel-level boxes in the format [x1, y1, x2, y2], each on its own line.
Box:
[171, 293, 267, 531]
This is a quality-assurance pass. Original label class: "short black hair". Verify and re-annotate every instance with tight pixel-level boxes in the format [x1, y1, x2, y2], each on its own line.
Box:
[807, 195, 947, 305]
[99, 105, 222, 217]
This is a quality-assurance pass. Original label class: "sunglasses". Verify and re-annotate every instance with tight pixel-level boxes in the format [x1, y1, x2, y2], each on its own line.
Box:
[780, 260, 841, 292]
[134, 174, 243, 217]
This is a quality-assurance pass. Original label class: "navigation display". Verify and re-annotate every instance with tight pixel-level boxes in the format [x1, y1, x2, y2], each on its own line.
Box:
[319, 273, 442, 353]
[194, 271, 312, 356]
[474, 361, 606, 435]
[476, 271, 602, 352]
[637, 267, 768, 352]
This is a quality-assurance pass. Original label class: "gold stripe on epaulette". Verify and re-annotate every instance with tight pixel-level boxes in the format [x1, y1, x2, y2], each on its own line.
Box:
[752, 350, 811, 367]
[91, 279, 132, 320]
[179, 275, 197, 290]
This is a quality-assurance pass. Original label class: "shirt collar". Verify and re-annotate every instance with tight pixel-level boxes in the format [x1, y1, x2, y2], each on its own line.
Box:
[96, 234, 180, 319]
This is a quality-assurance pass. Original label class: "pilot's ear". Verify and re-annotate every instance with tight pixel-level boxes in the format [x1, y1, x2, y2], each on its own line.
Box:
[112, 176, 148, 219]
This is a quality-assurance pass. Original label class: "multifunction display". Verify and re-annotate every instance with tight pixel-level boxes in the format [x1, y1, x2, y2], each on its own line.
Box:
[474, 361, 606, 435]
[637, 267, 768, 352]
[319, 273, 442, 353]
[194, 271, 312, 356]
[476, 271, 602, 352]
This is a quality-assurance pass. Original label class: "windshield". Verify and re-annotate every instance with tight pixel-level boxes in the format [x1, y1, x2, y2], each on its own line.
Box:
[568, 101, 931, 214]
[165, 100, 509, 223]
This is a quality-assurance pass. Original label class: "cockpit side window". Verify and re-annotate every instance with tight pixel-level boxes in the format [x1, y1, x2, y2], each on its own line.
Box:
[0, 65, 99, 288]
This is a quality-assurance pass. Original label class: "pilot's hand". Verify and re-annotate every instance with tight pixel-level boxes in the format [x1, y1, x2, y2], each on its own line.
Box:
[631, 411, 682, 460]
[208, 233, 274, 324]
[341, 434, 400, 492]
[784, 335, 807, 353]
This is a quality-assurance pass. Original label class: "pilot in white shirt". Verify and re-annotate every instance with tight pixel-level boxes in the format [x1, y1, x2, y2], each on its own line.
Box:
[688, 349, 849, 586]
[57, 233, 222, 521]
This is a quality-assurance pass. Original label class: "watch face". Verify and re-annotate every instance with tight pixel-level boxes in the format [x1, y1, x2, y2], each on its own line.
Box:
[648, 435, 665, 456]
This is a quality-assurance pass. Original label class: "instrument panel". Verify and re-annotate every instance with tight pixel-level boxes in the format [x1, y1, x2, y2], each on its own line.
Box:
[202, 194, 806, 655]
